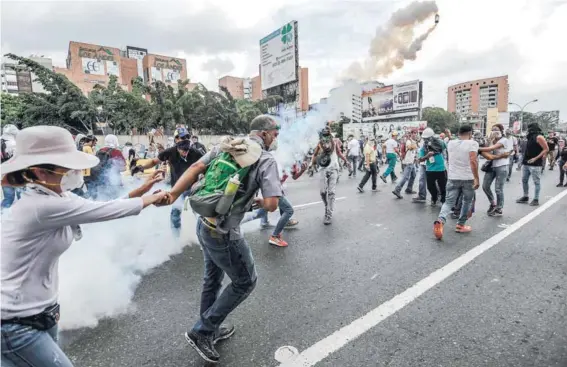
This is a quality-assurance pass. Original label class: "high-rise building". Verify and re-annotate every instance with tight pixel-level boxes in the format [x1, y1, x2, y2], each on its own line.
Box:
[218, 67, 309, 112]
[54, 41, 188, 95]
[1, 56, 53, 94]
[447, 75, 509, 121]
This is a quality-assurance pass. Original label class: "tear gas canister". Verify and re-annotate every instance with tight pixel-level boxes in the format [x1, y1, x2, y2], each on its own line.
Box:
[215, 174, 241, 215]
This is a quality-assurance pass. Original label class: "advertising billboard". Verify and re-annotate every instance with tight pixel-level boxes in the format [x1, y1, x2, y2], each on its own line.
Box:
[361, 80, 421, 122]
[15, 69, 32, 93]
[150, 67, 162, 82]
[163, 68, 180, 83]
[106, 60, 120, 77]
[260, 21, 298, 90]
[126, 46, 148, 81]
[393, 80, 420, 111]
[343, 121, 427, 139]
[82, 58, 104, 75]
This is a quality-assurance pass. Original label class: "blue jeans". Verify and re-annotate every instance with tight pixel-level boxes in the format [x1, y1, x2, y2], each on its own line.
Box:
[193, 218, 257, 336]
[383, 153, 397, 178]
[394, 164, 416, 194]
[522, 165, 542, 200]
[482, 165, 507, 208]
[1, 324, 73, 367]
[438, 180, 475, 225]
[417, 164, 427, 199]
[170, 191, 190, 237]
[272, 196, 294, 237]
[2, 186, 20, 209]
[348, 156, 358, 176]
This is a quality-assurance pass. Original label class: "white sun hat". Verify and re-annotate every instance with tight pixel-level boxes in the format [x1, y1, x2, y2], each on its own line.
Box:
[0, 125, 100, 175]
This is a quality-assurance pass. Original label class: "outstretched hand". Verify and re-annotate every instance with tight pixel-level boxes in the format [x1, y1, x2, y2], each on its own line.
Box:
[153, 191, 179, 207]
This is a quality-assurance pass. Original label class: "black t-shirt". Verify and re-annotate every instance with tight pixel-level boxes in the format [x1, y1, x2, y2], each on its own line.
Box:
[547, 137, 558, 151]
[158, 146, 204, 186]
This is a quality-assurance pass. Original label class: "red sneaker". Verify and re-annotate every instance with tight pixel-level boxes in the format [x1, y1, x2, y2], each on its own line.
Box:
[455, 224, 472, 233]
[269, 235, 288, 247]
[433, 220, 444, 240]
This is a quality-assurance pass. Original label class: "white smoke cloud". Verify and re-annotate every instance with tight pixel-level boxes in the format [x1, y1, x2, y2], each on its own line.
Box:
[343, 0, 439, 81]
[57, 177, 199, 330]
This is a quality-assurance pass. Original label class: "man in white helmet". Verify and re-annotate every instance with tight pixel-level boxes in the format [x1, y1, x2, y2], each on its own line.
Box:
[417, 127, 448, 206]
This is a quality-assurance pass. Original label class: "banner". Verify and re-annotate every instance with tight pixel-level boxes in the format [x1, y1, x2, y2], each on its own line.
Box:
[163, 69, 180, 83]
[342, 121, 427, 139]
[362, 86, 393, 120]
[106, 61, 120, 77]
[260, 21, 298, 90]
[151, 67, 162, 82]
[393, 80, 420, 111]
[82, 58, 104, 75]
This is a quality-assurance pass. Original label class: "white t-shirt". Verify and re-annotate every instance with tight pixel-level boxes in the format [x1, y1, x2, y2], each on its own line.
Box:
[447, 139, 480, 180]
[403, 139, 417, 164]
[492, 137, 511, 168]
[385, 138, 398, 154]
[347, 139, 360, 156]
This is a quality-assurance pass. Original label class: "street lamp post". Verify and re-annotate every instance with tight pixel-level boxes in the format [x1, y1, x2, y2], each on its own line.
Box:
[509, 99, 538, 134]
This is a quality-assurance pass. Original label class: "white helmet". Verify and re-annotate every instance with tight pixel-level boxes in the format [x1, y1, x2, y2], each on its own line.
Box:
[421, 128, 434, 139]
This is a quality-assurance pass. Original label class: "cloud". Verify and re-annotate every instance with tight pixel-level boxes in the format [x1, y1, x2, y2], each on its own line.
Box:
[201, 57, 235, 74]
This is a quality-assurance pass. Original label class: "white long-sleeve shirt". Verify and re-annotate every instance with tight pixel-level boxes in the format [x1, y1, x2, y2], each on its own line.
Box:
[1, 185, 143, 319]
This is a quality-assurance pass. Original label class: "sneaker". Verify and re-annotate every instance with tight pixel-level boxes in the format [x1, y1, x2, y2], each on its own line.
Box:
[405, 190, 417, 194]
[379, 175, 387, 183]
[489, 208, 503, 216]
[529, 199, 539, 206]
[451, 212, 459, 219]
[433, 220, 444, 240]
[487, 204, 496, 214]
[392, 179, 397, 184]
[516, 196, 529, 204]
[213, 324, 235, 345]
[412, 197, 426, 203]
[564, 183, 567, 187]
[506, 177, 510, 182]
[392, 190, 403, 199]
[372, 188, 378, 192]
[184, 331, 220, 363]
[261, 222, 275, 229]
[269, 235, 288, 247]
[357, 186, 364, 193]
[323, 216, 332, 225]
[430, 201, 437, 207]
[557, 183, 564, 187]
[455, 224, 472, 233]
[285, 219, 299, 228]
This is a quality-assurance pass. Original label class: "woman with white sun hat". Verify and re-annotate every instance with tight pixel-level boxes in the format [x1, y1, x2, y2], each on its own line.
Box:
[0, 125, 166, 366]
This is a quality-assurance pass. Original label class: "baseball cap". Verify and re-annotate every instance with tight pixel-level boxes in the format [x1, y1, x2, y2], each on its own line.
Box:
[391, 131, 399, 136]
[250, 115, 280, 132]
[174, 127, 189, 138]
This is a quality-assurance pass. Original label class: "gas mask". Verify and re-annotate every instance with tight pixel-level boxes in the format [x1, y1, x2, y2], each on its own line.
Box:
[268, 139, 278, 151]
[491, 130, 502, 139]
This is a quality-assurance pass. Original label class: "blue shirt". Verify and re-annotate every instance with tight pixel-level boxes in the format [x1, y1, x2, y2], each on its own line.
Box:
[419, 143, 446, 172]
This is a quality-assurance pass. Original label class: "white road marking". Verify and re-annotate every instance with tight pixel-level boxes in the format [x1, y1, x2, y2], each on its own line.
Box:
[293, 197, 346, 209]
[370, 273, 378, 280]
[277, 189, 567, 367]
[497, 224, 510, 229]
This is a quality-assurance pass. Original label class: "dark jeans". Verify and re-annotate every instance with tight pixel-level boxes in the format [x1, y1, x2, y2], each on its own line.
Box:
[358, 162, 378, 190]
[426, 170, 447, 203]
[559, 160, 566, 184]
[348, 156, 359, 176]
[193, 219, 257, 336]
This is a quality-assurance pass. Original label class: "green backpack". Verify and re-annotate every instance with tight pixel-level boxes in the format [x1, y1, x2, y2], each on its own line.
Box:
[188, 152, 251, 217]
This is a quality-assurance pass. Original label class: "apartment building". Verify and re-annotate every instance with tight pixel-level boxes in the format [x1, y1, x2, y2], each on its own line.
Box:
[447, 75, 509, 119]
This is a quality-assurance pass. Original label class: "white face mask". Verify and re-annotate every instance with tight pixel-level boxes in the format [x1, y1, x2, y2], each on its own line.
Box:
[268, 138, 278, 151]
[60, 170, 84, 191]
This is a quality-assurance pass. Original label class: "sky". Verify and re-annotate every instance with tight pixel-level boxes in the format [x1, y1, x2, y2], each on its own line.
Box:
[1, 0, 566, 120]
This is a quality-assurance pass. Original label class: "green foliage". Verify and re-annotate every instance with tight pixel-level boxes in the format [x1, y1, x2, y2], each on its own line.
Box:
[1, 55, 281, 135]
[422, 106, 459, 133]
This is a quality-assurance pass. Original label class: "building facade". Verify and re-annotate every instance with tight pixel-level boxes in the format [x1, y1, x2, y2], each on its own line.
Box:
[447, 75, 509, 121]
[1, 56, 53, 94]
[54, 41, 188, 95]
[218, 67, 309, 112]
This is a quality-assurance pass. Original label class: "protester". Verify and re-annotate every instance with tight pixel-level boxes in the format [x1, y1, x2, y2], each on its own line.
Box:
[516, 123, 549, 206]
[479, 124, 512, 216]
[0, 126, 166, 367]
[131, 127, 204, 237]
[1, 124, 21, 210]
[357, 137, 378, 193]
[418, 128, 447, 206]
[433, 124, 480, 239]
[311, 127, 350, 224]
[88, 134, 126, 200]
[546, 132, 559, 170]
[392, 129, 418, 198]
[158, 115, 283, 363]
[380, 131, 400, 183]
[505, 129, 518, 182]
[346, 135, 360, 178]
[412, 132, 428, 203]
[556, 141, 567, 187]
[191, 135, 207, 155]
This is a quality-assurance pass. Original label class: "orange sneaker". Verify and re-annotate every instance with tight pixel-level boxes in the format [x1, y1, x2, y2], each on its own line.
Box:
[455, 224, 472, 233]
[433, 220, 444, 240]
[269, 235, 288, 247]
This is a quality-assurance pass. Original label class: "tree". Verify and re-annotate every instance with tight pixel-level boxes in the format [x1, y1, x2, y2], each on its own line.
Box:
[0, 93, 25, 127]
[422, 106, 459, 133]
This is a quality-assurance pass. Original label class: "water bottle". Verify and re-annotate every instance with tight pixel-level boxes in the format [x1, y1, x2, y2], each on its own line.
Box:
[215, 174, 241, 215]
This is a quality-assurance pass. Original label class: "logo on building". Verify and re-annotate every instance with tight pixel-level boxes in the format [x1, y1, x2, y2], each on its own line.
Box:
[78, 47, 114, 61]
[154, 57, 183, 71]
[281, 23, 293, 44]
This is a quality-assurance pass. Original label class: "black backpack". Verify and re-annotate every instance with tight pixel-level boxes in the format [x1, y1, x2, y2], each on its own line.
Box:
[90, 149, 112, 181]
[1, 139, 12, 163]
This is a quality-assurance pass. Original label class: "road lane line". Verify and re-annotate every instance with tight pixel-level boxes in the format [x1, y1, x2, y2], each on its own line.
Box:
[293, 197, 346, 209]
[278, 189, 567, 367]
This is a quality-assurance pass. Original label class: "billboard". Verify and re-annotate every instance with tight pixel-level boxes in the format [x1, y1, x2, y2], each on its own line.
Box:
[82, 58, 104, 75]
[260, 21, 298, 90]
[343, 121, 427, 139]
[15, 69, 32, 92]
[126, 46, 148, 81]
[163, 68, 180, 83]
[106, 60, 120, 77]
[151, 67, 162, 82]
[393, 80, 420, 111]
[362, 80, 421, 122]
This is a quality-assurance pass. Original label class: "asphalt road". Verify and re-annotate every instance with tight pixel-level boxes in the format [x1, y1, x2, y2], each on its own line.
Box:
[62, 164, 567, 367]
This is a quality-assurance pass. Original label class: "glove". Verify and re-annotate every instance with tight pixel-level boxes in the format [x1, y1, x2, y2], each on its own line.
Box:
[131, 165, 144, 175]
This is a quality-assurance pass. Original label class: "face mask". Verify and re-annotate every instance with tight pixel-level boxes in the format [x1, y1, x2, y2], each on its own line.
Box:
[60, 170, 84, 191]
[268, 138, 278, 151]
[492, 131, 502, 139]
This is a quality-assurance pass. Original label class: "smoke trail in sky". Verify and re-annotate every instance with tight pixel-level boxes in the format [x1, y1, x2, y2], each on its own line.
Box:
[343, 0, 438, 81]
[57, 176, 198, 330]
